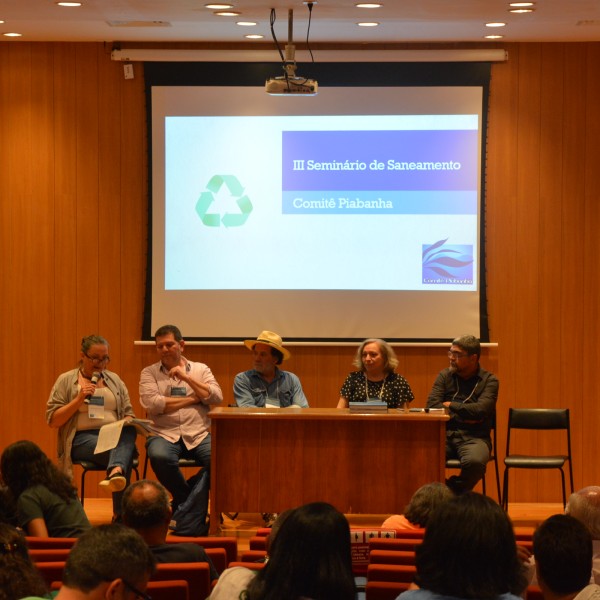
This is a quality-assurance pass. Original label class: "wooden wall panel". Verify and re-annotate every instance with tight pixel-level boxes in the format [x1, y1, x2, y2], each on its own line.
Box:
[0, 41, 598, 504]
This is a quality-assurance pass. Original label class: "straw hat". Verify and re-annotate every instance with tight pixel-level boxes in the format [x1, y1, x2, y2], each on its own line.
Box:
[243, 330, 291, 360]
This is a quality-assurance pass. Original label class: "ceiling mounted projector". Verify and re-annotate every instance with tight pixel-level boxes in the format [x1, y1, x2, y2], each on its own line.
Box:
[266, 8, 318, 96]
[265, 76, 318, 95]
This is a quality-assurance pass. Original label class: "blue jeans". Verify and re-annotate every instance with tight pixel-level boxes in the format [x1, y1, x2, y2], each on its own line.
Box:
[71, 425, 138, 516]
[145, 434, 211, 510]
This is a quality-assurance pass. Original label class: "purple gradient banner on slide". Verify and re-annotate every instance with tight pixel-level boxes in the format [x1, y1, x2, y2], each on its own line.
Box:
[282, 130, 478, 192]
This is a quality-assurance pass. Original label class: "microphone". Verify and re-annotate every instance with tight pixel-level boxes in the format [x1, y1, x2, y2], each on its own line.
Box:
[85, 372, 101, 401]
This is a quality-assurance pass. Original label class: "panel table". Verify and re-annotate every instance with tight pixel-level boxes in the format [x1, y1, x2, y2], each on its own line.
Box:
[208, 407, 448, 534]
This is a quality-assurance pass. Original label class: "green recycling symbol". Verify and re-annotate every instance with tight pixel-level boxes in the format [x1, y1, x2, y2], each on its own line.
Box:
[195, 175, 253, 227]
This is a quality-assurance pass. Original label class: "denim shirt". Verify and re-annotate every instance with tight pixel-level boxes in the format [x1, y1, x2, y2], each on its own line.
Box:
[233, 368, 309, 408]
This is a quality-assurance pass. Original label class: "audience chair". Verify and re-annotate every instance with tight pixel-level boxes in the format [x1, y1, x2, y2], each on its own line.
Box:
[146, 580, 189, 600]
[446, 413, 501, 500]
[36, 561, 66, 587]
[204, 547, 227, 575]
[164, 536, 238, 565]
[29, 548, 71, 562]
[239, 550, 268, 563]
[368, 538, 423, 553]
[227, 561, 266, 571]
[368, 549, 416, 566]
[25, 537, 77, 549]
[151, 562, 211, 600]
[502, 408, 574, 510]
[73, 458, 139, 506]
[367, 564, 417, 584]
[248, 535, 268, 551]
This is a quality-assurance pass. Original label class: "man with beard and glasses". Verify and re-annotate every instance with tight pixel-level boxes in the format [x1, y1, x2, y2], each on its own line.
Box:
[427, 335, 498, 495]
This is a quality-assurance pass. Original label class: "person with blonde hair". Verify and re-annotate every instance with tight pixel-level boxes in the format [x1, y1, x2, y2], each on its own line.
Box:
[337, 338, 413, 409]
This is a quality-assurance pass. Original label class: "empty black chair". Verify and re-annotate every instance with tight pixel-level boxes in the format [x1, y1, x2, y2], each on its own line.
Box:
[446, 413, 501, 501]
[502, 408, 573, 510]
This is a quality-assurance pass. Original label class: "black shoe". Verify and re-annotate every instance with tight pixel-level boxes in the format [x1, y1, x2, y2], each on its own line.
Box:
[445, 475, 465, 495]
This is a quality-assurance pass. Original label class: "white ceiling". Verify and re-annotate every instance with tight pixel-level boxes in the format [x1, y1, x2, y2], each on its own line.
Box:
[1, 0, 600, 44]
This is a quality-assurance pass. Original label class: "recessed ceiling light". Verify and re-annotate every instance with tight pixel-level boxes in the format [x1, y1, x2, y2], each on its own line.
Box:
[357, 22, 379, 27]
[508, 7, 534, 12]
[245, 34, 264, 39]
[56, 1, 82, 6]
[509, 2, 534, 6]
[486, 22, 506, 27]
[3, 32, 22, 37]
[205, 3, 233, 8]
[237, 21, 257, 26]
[356, 3, 383, 7]
[484, 34, 504, 39]
[214, 11, 240, 16]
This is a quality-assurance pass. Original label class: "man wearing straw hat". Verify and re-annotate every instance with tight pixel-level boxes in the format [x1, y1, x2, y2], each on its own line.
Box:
[233, 330, 309, 408]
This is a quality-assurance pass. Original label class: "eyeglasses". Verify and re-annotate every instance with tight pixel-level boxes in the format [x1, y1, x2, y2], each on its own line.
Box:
[448, 350, 468, 359]
[84, 353, 110, 364]
[123, 579, 153, 600]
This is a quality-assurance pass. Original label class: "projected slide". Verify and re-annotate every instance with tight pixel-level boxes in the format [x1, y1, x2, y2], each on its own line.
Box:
[165, 115, 478, 292]
[151, 84, 485, 340]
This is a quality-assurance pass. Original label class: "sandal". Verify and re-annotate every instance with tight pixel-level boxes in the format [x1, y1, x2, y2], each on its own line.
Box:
[99, 471, 126, 492]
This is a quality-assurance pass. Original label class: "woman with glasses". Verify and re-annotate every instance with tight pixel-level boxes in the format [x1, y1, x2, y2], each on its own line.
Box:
[46, 334, 138, 522]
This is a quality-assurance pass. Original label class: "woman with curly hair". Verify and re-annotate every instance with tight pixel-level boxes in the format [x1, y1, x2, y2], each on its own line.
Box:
[0, 440, 90, 537]
[337, 338, 414, 409]
[0, 523, 49, 600]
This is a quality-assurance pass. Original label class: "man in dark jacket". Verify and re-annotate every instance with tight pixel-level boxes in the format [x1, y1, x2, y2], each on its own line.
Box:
[427, 334, 498, 494]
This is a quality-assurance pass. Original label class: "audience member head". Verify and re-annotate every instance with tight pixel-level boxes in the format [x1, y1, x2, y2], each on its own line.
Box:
[0, 523, 48, 600]
[533, 514, 592, 597]
[265, 509, 293, 555]
[566, 486, 600, 539]
[245, 502, 356, 600]
[1, 440, 77, 502]
[404, 482, 454, 528]
[414, 492, 526, 600]
[0, 487, 17, 527]
[62, 524, 156, 596]
[353, 338, 399, 374]
[122, 479, 171, 532]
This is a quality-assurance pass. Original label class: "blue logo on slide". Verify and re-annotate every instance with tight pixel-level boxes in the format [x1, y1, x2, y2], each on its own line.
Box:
[195, 175, 253, 227]
[422, 239, 473, 285]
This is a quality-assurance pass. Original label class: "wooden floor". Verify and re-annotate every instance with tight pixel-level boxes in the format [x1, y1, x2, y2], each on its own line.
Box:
[84, 498, 564, 554]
